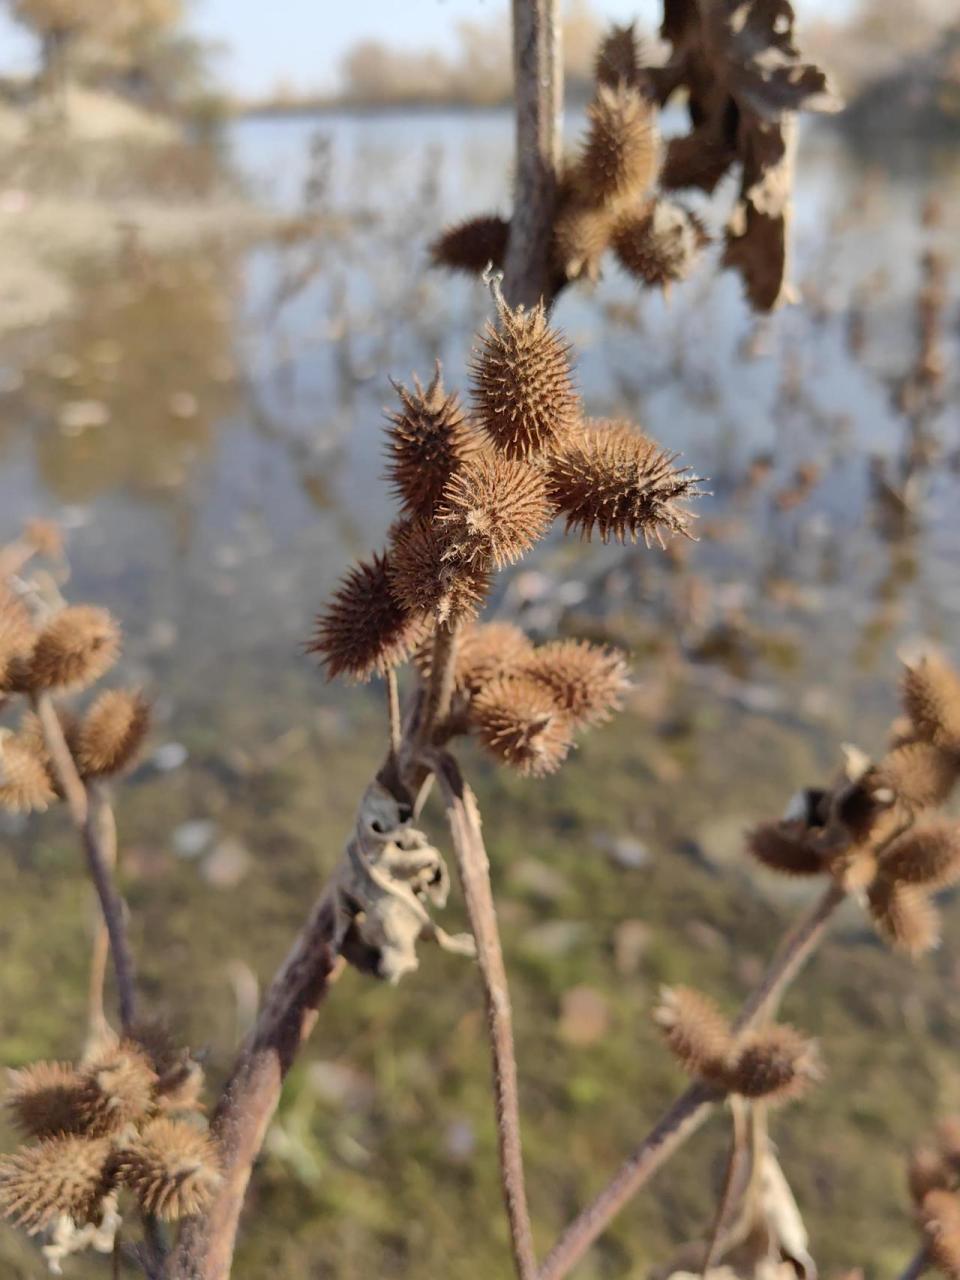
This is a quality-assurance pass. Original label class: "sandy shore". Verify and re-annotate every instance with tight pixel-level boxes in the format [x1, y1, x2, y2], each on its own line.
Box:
[0, 86, 274, 334]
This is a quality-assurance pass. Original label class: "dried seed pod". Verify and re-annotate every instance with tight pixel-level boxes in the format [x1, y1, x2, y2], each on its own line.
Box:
[23, 519, 63, 559]
[0, 588, 35, 692]
[921, 1190, 960, 1280]
[881, 823, 960, 891]
[552, 198, 617, 283]
[595, 22, 640, 88]
[5, 1062, 88, 1140]
[910, 1147, 954, 1205]
[660, 131, 736, 194]
[416, 622, 535, 697]
[653, 985, 732, 1080]
[523, 640, 629, 728]
[825, 845, 878, 894]
[581, 84, 659, 203]
[939, 1120, 960, 1170]
[384, 366, 477, 517]
[429, 215, 510, 277]
[154, 1058, 206, 1115]
[881, 741, 959, 810]
[0, 733, 56, 813]
[747, 821, 825, 877]
[867, 876, 940, 957]
[71, 689, 150, 779]
[470, 298, 579, 459]
[388, 518, 489, 625]
[549, 419, 704, 547]
[723, 196, 790, 314]
[0, 1135, 113, 1234]
[77, 1042, 158, 1137]
[24, 606, 121, 694]
[612, 200, 708, 289]
[115, 1118, 220, 1221]
[725, 1025, 821, 1103]
[436, 453, 552, 570]
[471, 675, 573, 777]
[902, 655, 960, 751]
[125, 1022, 205, 1114]
[309, 552, 429, 683]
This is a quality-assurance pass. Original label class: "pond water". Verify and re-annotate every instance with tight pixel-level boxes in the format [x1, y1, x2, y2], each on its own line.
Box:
[0, 107, 959, 1278]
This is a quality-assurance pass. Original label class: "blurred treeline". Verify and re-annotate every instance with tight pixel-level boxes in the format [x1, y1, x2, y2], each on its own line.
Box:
[0, 0, 223, 121]
[251, 0, 960, 132]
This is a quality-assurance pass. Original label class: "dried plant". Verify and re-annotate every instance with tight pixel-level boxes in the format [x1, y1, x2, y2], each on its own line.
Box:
[70, 689, 151, 780]
[471, 674, 575, 777]
[549, 419, 705, 546]
[5, 8, 951, 1280]
[470, 294, 579, 459]
[431, 5, 840, 311]
[0, 1136, 114, 1236]
[384, 365, 477, 517]
[20, 606, 121, 695]
[435, 451, 554, 569]
[308, 551, 429, 682]
[654, 985, 733, 1082]
[115, 1119, 221, 1222]
[428, 214, 511, 277]
[611, 200, 708, 289]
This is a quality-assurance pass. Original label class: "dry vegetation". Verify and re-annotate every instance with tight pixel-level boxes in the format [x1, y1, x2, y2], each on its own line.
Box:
[0, 3, 958, 1280]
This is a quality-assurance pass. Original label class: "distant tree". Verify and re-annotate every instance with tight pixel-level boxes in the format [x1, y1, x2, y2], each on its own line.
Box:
[5, 0, 182, 87]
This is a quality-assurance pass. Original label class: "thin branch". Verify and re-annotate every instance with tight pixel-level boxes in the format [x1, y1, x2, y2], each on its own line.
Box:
[537, 881, 846, 1280]
[503, 0, 563, 309]
[416, 620, 458, 747]
[387, 667, 402, 755]
[430, 749, 537, 1280]
[701, 1098, 751, 1275]
[898, 1245, 932, 1280]
[86, 910, 111, 1049]
[167, 889, 344, 1280]
[34, 693, 138, 1031]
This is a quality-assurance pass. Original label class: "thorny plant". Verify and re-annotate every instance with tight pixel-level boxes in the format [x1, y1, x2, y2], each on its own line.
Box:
[0, 6, 957, 1280]
[432, 0, 839, 310]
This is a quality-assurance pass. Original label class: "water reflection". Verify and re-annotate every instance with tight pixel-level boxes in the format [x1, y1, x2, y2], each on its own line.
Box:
[1, 246, 237, 505]
[0, 110, 955, 692]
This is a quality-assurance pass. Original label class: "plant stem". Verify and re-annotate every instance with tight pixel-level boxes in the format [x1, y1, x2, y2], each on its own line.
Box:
[503, 0, 563, 309]
[417, 620, 458, 746]
[387, 667, 402, 755]
[537, 881, 846, 1280]
[898, 1245, 931, 1280]
[168, 889, 344, 1280]
[431, 750, 537, 1280]
[34, 693, 137, 1032]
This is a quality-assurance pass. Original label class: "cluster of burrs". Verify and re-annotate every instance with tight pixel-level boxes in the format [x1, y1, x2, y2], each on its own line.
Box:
[748, 653, 960, 956]
[0, 561, 149, 816]
[310, 288, 705, 777]
[432, 3, 838, 310]
[0, 1030, 219, 1271]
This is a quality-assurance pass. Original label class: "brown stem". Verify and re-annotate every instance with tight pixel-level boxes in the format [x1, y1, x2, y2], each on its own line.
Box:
[416, 621, 458, 747]
[701, 1098, 750, 1275]
[502, 0, 563, 309]
[168, 890, 344, 1280]
[430, 750, 537, 1280]
[34, 694, 138, 1032]
[537, 881, 846, 1280]
[732, 879, 846, 1031]
[86, 915, 111, 1048]
[898, 1245, 931, 1280]
[387, 667, 402, 755]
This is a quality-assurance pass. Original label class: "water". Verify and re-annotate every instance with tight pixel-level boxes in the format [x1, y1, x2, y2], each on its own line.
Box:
[1, 108, 959, 1277]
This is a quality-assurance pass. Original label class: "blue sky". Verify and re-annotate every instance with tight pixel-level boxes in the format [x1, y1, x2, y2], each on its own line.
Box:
[0, 0, 844, 97]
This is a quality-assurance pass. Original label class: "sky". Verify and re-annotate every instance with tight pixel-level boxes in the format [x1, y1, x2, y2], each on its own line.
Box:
[0, 0, 847, 98]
